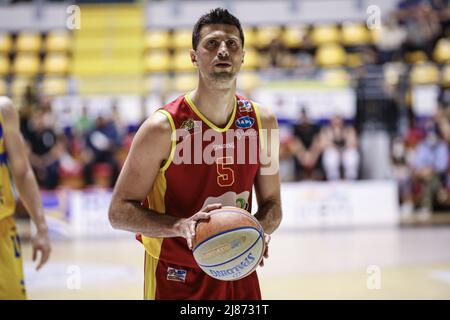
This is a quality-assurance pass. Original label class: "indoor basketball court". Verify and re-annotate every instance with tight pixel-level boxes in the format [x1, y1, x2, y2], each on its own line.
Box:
[1, 0, 450, 300]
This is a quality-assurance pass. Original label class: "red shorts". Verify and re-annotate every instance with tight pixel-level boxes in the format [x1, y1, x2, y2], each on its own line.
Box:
[144, 252, 261, 300]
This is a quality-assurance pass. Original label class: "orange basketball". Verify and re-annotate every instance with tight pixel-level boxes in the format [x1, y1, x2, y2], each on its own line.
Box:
[192, 206, 265, 281]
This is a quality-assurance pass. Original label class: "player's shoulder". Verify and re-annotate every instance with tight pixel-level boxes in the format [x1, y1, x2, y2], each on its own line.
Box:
[140, 110, 173, 138]
[249, 100, 278, 129]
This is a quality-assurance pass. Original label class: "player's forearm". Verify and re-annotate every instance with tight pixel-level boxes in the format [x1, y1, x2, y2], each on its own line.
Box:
[254, 199, 282, 234]
[109, 199, 181, 237]
[13, 167, 48, 232]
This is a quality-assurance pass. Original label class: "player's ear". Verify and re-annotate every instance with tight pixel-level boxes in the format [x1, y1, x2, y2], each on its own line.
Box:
[190, 49, 198, 66]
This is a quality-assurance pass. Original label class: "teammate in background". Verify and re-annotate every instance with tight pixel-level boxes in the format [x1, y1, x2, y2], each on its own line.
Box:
[0, 97, 51, 300]
[109, 8, 282, 299]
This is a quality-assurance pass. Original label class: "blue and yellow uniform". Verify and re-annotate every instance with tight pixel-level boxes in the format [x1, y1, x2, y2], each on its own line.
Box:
[0, 110, 26, 300]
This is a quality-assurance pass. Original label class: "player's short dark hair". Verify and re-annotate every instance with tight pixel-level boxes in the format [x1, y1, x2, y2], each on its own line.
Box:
[192, 8, 244, 50]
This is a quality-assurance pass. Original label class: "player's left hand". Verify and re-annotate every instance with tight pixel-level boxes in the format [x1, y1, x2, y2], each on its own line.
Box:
[259, 233, 271, 267]
[32, 229, 51, 271]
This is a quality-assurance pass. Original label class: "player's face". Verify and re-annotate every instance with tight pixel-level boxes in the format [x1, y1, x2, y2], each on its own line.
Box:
[191, 24, 244, 86]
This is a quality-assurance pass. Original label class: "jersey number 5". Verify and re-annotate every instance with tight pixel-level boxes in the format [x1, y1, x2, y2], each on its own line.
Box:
[216, 157, 234, 187]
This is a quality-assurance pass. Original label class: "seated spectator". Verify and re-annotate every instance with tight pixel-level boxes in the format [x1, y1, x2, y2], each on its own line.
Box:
[82, 115, 121, 188]
[320, 115, 360, 180]
[377, 14, 407, 64]
[286, 108, 323, 180]
[391, 136, 414, 217]
[27, 109, 63, 190]
[411, 119, 449, 216]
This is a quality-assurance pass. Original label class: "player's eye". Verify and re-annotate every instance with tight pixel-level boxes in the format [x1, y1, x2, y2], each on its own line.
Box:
[227, 39, 237, 47]
[207, 39, 218, 46]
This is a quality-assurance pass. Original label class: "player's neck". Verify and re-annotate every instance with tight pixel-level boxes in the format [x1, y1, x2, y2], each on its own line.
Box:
[190, 78, 236, 128]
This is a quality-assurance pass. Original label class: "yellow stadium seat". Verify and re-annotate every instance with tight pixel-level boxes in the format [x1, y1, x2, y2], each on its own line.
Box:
[11, 77, 34, 96]
[346, 53, 363, 67]
[405, 51, 428, 64]
[237, 72, 260, 91]
[341, 22, 370, 46]
[311, 24, 340, 46]
[433, 38, 450, 64]
[322, 68, 350, 86]
[173, 29, 192, 50]
[315, 43, 347, 67]
[442, 63, 450, 86]
[0, 34, 12, 54]
[144, 51, 171, 73]
[243, 27, 257, 49]
[144, 75, 171, 93]
[145, 30, 171, 51]
[13, 54, 40, 76]
[242, 48, 261, 70]
[46, 31, 71, 53]
[0, 55, 9, 76]
[282, 25, 306, 48]
[42, 77, 67, 96]
[0, 78, 7, 95]
[255, 26, 281, 48]
[43, 54, 69, 75]
[173, 73, 197, 92]
[410, 62, 439, 84]
[16, 32, 42, 53]
[173, 50, 194, 72]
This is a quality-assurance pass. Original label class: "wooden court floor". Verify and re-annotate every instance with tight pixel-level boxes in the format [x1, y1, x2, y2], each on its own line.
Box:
[19, 225, 450, 300]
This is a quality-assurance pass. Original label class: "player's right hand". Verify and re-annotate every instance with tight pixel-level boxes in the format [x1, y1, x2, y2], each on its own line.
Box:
[176, 203, 222, 250]
[32, 228, 51, 271]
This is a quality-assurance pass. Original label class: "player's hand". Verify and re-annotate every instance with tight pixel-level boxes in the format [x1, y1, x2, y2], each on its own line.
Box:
[177, 203, 222, 250]
[32, 228, 51, 271]
[259, 233, 271, 267]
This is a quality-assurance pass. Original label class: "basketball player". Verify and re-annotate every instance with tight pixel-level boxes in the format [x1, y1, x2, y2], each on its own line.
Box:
[0, 96, 51, 299]
[109, 8, 282, 299]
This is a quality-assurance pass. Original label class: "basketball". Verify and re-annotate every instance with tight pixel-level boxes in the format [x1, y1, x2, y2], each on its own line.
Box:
[192, 206, 265, 281]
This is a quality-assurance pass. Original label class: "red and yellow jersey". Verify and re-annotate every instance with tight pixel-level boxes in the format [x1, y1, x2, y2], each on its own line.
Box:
[139, 93, 263, 268]
[0, 111, 16, 221]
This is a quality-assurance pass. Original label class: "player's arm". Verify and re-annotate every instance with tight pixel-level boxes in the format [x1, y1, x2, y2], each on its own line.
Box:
[108, 112, 219, 249]
[254, 105, 282, 235]
[0, 97, 51, 270]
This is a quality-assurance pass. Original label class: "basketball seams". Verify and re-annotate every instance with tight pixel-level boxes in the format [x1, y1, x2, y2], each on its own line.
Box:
[195, 230, 263, 268]
[193, 225, 260, 252]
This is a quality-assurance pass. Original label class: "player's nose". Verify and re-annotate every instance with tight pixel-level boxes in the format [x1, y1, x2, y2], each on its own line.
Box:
[217, 41, 229, 58]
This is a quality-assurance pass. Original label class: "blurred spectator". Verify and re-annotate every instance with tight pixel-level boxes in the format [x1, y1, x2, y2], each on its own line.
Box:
[377, 15, 407, 64]
[286, 108, 323, 180]
[391, 136, 414, 216]
[19, 83, 40, 141]
[411, 119, 449, 215]
[400, 2, 441, 60]
[27, 109, 62, 190]
[320, 115, 360, 180]
[74, 104, 94, 138]
[82, 115, 121, 188]
[111, 100, 127, 140]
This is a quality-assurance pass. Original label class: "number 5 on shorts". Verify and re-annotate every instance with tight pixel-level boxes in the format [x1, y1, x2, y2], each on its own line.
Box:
[216, 157, 234, 187]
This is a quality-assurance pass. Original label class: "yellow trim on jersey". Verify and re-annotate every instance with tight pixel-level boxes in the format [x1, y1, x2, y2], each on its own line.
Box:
[252, 101, 265, 152]
[141, 171, 167, 300]
[184, 92, 237, 133]
[144, 252, 159, 300]
[0, 110, 15, 221]
[157, 110, 176, 172]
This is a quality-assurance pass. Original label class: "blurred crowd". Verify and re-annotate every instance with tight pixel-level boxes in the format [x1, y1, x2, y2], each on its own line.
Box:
[18, 84, 132, 190]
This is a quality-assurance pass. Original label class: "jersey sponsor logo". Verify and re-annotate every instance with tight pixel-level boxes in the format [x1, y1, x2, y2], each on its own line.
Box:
[235, 116, 255, 129]
[212, 143, 234, 151]
[237, 100, 253, 113]
[167, 267, 187, 282]
[180, 118, 200, 133]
